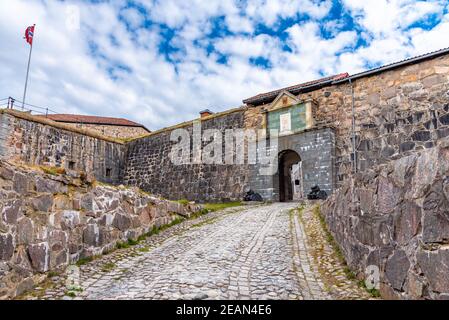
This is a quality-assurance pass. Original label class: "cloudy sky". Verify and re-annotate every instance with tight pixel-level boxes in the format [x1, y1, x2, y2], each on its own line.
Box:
[0, 0, 448, 130]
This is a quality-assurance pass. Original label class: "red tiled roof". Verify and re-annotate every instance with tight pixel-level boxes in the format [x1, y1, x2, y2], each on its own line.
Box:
[243, 72, 349, 105]
[43, 114, 149, 130]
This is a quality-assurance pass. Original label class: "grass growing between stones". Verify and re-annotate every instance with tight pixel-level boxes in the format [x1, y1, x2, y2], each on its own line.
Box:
[101, 262, 116, 273]
[202, 201, 242, 212]
[76, 256, 94, 266]
[176, 199, 190, 205]
[312, 204, 381, 299]
[39, 165, 66, 176]
[191, 217, 219, 228]
[47, 271, 60, 278]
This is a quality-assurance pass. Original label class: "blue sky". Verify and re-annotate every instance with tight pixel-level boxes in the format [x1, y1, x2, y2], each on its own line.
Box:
[0, 0, 448, 130]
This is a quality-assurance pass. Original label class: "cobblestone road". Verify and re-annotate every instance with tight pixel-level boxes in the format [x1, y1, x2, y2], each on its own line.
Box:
[22, 202, 370, 300]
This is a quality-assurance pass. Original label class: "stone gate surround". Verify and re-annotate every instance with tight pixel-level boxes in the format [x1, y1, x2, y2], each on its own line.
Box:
[248, 127, 335, 201]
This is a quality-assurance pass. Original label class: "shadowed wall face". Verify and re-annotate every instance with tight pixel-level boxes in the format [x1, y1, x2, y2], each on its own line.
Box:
[123, 110, 250, 202]
[0, 112, 125, 184]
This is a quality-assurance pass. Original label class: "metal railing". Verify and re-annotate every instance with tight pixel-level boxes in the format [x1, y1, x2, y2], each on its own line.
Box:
[0, 96, 58, 116]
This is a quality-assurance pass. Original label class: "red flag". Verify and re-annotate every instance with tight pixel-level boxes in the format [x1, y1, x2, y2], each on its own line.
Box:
[24, 25, 35, 45]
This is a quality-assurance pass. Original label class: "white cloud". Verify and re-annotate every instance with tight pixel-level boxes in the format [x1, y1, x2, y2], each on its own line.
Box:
[120, 7, 145, 29]
[0, 0, 448, 131]
[342, 0, 445, 35]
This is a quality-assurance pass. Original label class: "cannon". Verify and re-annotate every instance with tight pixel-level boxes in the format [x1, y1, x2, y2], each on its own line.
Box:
[307, 185, 327, 200]
[243, 189, 263, 202]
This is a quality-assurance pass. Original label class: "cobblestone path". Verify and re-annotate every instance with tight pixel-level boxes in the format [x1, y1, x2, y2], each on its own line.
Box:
[22, 202, 370, 300]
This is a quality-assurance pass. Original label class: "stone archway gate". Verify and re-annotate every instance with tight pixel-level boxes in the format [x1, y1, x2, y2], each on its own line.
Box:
[248, 127, 336, 201]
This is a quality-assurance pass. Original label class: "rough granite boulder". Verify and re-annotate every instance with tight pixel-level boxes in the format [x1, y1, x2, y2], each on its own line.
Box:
[322, 139, 449, 299]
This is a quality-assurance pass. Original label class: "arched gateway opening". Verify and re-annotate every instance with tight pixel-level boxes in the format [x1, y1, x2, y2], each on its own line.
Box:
[278, 150, 302, 202]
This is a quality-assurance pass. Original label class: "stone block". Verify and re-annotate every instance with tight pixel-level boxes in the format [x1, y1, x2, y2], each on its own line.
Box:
[417, 249, 449, 294]
[0, 233, 14, 261]
[0, 166, 14, 180]
[15, 277, 34, 296]
[16, 217, 34, 245]
[11, 246, 33, 277]
[79, 194, 93, 212]
[83, 224, 99, 247]
[32, 194, 53, 212]
[385, 250, 410, 291]
[52, 195, 72, 211]
[422, 185, 449, 243]
[358, 188, 374, 214]
[355, 215, 393, 246]
[61, 211, 81, 230]
[112, 213, 132, 231]
[412, 130, 431, 142]
[35, 177, 68, 194]
[423, 74, 444, 88]
[27, 242, 49, 272]
[399, 141, 415, 153]
[13, 173, 28, 194]
[382, 87, 398, 99]
[394, 201, 421, 245]
[1, 199, 22, 224]
[377, 176, 401, 214]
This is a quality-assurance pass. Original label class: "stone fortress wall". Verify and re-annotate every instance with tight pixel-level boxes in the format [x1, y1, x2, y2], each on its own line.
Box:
[322, 139, 449, 300]
[123, 109, 250, 202]
[246, 53, 449, 187]
[0, 109, 125, 185]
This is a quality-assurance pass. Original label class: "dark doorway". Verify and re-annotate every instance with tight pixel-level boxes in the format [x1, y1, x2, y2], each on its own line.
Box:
[278, 150, 301, 202]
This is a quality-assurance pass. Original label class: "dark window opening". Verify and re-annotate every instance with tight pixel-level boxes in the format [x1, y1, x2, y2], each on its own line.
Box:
[68, 161, 75, 170]
[106, 168, 112, 177]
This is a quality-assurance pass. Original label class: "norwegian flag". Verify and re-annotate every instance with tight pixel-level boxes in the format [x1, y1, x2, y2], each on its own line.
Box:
[24, 25, 35, 45]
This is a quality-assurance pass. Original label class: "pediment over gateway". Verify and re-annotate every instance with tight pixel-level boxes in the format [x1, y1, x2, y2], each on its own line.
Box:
[269, 90, 301, 111]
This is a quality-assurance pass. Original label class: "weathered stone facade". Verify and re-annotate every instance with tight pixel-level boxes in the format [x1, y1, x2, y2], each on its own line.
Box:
[0, 159, 202, 299]
[246, 53, 449, 188]
[124, 109, 250, 202]
[321, 138, 449, 299]
[0, 109, 125, 184]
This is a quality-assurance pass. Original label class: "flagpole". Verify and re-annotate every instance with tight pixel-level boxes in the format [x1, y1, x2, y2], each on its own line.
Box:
[22, 24, 35, 110]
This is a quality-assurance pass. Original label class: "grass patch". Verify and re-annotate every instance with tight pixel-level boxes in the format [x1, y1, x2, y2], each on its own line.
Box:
[313, 204, 346, 264]
[76, 256, 93, 266]
[47, 271, 59, 278]
[158, 216, 185, 232]
[312, 204, 381, 299]
[202, 201, 242, 212]
[65, 291, 76, 298]
[101, 262, 116, 273]
[190, 208, 210, 220]
[116, 241, 131, 249]
[138, 246, 150, 253]
[40, 165, 66, 176]
[176, 199, 190, 205]
[127, 238, 139, 246]
[191, 217, 219, 228]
